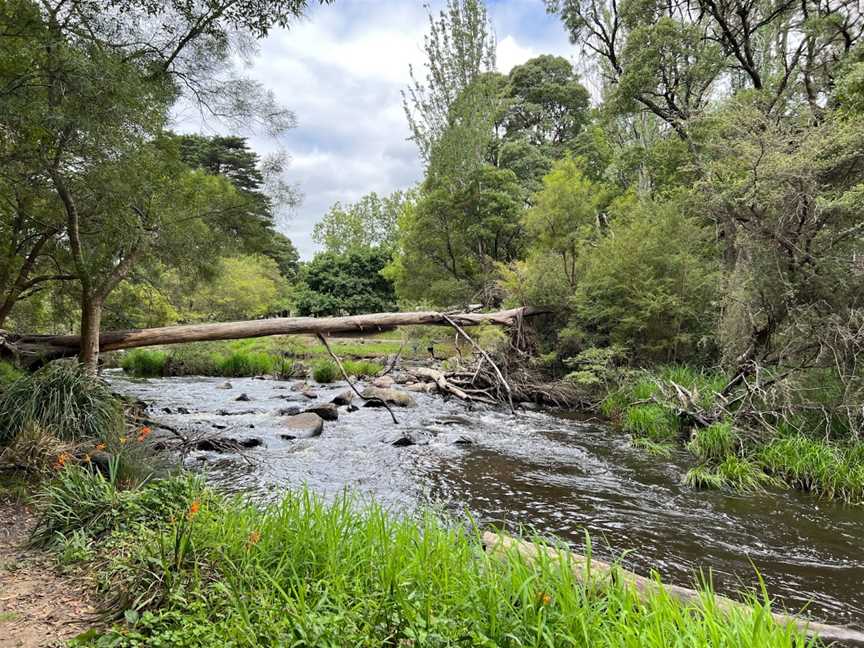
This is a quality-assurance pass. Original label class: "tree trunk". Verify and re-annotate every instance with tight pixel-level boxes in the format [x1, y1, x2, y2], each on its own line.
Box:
[1, 306, 546, 366]
[78, 295, 102, 373]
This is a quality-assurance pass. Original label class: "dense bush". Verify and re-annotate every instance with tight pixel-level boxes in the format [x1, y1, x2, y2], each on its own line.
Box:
[0, 362, 123, 445]
[312, 360, 338, 383]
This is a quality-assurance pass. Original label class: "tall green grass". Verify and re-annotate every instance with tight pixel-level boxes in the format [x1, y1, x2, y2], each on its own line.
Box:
[760, 435, 864, 503]
[120, 347, 293, 379]
[311, 359, 338, 383]
[34, 471, 814, 647]
[120, 349, 167, 377]
[0, 362, 123, 445]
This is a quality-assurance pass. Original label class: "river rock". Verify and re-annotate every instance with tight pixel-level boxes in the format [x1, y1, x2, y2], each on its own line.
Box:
[347, 404, 359, 412]
[372, 375, 395, 388]
[387, 431, 430, 447]
[216, 381, 233, 390]
[235, 393, 252, 402]
[302, 389, 318, 399]
[453, 435, 474, 446]
[304, 403, 338, 421]
[361, 386, 416, 408]
[280, 412, 324, 440]
[276, 406, 302, 416]
[176, 407, 191, 415]
[331, 390, 354, 406]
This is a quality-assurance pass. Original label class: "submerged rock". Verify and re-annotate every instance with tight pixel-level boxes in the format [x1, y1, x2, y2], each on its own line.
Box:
[176, 407, 191, 415]
[194, 437, 263, 452]
[302, 390, 318, 400]
[453, 435, 475, 446]
[361, 386, 417, 408]
[235, 393, 252, 402]
[387, 431, 431, 447]
[216, 381, 233, 390]
[331, 390, 354, 406]
[280, 412, 324, 440]
[304, 403, 338, 421]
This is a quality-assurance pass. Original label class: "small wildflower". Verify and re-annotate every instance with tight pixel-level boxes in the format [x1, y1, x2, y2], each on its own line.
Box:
[95, 443, 106, 451]
[187, 499, 201, 520]
[247, 530, 261, 546]
[537, 591, 552, 606]
[137, 426, 152, 442]
[53, 452, 71, 471]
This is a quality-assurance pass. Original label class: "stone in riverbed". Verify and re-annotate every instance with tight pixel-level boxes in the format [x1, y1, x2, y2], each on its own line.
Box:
[275, 406, 302, 416]
[361, 386, 416, 408]
[387, 431, 430, 447]
[304, 403, 338, 421]
[279, 413, 324, 440]
[235, 393, 252, 402]
[302, 390, 318, 399]
[331, 390, 354, 406]
[371, 375, 395, 388]
[216, 381, 233, 390]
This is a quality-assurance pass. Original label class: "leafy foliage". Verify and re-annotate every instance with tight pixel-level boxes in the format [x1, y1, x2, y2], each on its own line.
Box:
[295, 249, 396, 316]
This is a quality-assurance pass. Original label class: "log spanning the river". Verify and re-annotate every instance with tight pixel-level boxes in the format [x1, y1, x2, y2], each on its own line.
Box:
[481, 532, 864, 645]
[0, 306, 544, 363]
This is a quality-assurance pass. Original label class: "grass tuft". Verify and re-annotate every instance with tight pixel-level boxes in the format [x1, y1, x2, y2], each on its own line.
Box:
[0, 362, 123, 445]
[312, 360, 338, 383]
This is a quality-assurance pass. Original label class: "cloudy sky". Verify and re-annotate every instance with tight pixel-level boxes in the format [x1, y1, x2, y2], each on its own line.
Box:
[179, 0, 578, 259]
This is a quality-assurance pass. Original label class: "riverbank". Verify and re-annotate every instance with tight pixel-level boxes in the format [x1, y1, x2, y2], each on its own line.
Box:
[2, 466, 825, 647]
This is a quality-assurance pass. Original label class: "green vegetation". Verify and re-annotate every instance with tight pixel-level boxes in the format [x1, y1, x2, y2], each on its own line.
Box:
[23, 468, 811, 647]
[0, 363, 123, 444]
[760, 437, 864, 503]
[311, 360, 338, 383]
[120, 350, 169, 378]
[0, 361, 23, 389]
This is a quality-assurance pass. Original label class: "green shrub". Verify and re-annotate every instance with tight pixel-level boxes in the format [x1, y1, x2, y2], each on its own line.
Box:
[0, 360, 23, 389]
[760, 435, 864, 503]
[216, 351, 274, 377]
[622, 404, 680, 442]
[120, 349, 168, 377]
[312, 360, 338, 383]
[342, 359, 382, 378]
[0, 362, 123, 445]
[684, 456, 781, 492]
[687, 421, 738, 462]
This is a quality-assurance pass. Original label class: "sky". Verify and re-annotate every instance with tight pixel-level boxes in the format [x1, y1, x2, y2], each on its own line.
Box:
[177, 0, 577, 259]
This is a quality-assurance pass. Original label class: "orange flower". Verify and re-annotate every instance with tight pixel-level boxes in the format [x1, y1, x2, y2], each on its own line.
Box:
[137, 426, 152, 442]
[186, 499, 201, 520]
[53, 452, 71, 471]
[537, 591, 552, 606]
[95, 443, 106, 451]
[247, 530, 261, 546]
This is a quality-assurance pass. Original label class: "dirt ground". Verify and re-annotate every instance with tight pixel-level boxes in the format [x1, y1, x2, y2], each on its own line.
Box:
[0, 501, 95, 648]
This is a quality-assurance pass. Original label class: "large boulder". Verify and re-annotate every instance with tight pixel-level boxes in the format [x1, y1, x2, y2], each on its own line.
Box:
[361, 386, 417, 408]
[280, 413, 324, 440]
[304, 403, 338, 421]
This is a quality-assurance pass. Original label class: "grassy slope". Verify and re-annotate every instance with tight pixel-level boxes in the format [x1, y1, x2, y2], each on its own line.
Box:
[25, 468, 816, 648]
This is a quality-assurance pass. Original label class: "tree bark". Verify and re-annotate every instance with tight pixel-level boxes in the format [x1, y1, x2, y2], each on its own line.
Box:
[0, 307, 546, 366]
[78, 295, 102, 373]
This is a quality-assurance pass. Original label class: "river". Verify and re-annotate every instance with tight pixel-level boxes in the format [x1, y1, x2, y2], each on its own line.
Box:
[108, 371, 864, 631]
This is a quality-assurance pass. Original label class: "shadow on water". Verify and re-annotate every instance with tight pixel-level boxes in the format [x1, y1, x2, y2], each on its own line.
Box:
[109, 371, 864, 629]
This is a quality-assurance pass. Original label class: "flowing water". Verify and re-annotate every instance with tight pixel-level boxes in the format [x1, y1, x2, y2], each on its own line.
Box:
[108, 371, 864, 630]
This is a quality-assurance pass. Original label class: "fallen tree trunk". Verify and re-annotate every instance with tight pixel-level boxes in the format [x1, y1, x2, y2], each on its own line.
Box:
[482, 532, 864, 645]
[0, 307, 545, 365]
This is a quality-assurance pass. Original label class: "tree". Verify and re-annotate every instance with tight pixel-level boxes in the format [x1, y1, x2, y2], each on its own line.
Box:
[402, 0, 497, 163]
[295, 249, 396, 316]
[522, 157, 609, 288]
[312, 191, 411, 256]
[191, 255, 287, 321]
[391, 165, 524, 307]
[0, 0, 328, 370]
